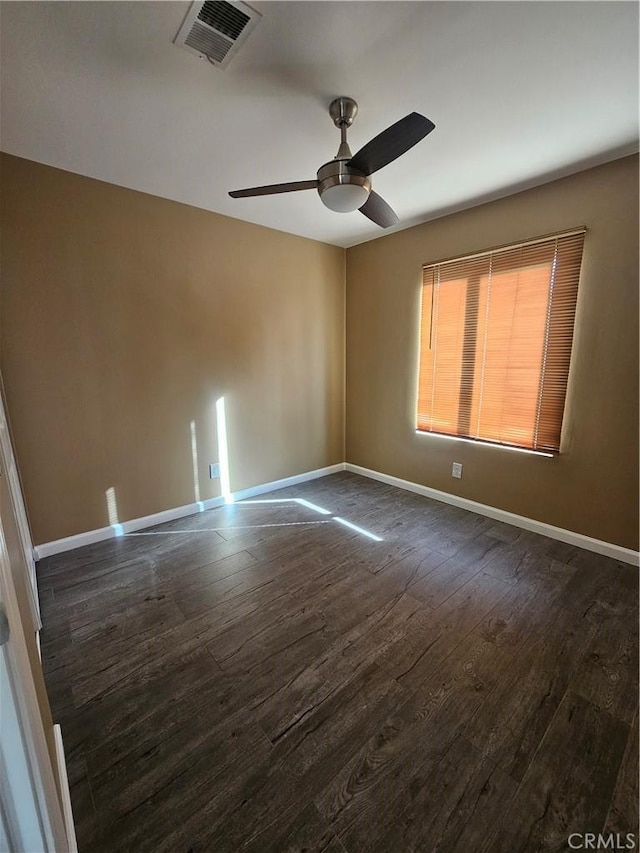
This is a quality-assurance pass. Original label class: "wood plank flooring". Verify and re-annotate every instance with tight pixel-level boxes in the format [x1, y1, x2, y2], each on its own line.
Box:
[37, 472, 639, 852]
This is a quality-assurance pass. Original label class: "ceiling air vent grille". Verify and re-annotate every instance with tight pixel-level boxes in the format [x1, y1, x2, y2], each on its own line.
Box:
[185, 21, 233, 63]
[198, 1, 250, 40]
[174, 0, 261, 69]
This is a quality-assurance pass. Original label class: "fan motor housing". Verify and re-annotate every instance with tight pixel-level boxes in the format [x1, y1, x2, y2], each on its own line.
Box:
[317, 160, 371, 212]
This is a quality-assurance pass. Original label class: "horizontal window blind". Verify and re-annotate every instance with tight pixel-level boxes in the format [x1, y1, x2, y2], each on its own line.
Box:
[417, 230, 585, 453]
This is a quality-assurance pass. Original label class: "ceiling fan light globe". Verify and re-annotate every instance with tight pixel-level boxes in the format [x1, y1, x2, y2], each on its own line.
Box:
[320, 183, 370, 213]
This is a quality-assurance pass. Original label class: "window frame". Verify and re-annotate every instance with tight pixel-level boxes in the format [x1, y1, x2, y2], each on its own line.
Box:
[415, 228, 586, 456]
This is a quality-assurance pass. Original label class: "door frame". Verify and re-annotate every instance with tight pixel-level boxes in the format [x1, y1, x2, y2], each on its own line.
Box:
[0, 519, 69, 850]
[0, 377, 40, 632]
[0, 378, 76, 850]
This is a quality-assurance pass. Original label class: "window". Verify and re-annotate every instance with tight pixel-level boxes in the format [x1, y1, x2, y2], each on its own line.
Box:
[417, 229, 585, 454]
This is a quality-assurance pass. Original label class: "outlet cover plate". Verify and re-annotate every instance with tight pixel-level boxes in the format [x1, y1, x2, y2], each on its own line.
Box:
[209, 463, 221, 479]
[452, 462, 463, 479]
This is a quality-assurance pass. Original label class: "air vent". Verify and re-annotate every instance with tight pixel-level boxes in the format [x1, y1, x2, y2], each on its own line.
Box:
[174, 0, 261, 69]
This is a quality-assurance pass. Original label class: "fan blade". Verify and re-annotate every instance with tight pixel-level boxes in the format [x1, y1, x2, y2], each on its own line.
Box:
[229, 180, 318, 198]
[348, 113, 435, 176]
[359, 191, 399, 228]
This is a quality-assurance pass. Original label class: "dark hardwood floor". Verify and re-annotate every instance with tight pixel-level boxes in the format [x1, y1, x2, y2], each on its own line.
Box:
[37, 472, 639, 852]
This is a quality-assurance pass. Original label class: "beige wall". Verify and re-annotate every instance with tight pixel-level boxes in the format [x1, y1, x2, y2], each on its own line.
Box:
[1, 153, 638, 551]
[0, 154, 345, 544]
[345, 155, 639, 550]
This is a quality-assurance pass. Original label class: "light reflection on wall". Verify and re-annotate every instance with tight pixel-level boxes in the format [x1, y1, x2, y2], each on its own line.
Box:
[105, 419, 381, 541]
[216, 396, 233, 504]
[190, 420, 205, 511]
[105, 486, 124, 537]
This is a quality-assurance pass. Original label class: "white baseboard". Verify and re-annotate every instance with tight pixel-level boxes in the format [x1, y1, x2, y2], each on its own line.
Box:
[34, 460, 638, 567]
[34, 496, 225, 559]
[34, 463, 345, 560]
[34, 527, 113, 560]
[232, 463, 344, 502]
[345, 463, 639, 567]
[53, 725, 78, 853]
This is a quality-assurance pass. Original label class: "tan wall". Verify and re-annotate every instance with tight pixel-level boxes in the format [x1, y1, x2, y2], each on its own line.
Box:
[2, 153, 638, 550]
[345, 155, 639, 550]
[0, 154, 345, 544]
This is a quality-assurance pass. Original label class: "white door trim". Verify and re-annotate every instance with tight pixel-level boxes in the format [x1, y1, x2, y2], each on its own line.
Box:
[0, 377, 40, 629]
[0, 521, 70, 851]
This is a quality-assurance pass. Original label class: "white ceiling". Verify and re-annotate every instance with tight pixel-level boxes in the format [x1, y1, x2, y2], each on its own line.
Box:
[1, 1, 638, 248]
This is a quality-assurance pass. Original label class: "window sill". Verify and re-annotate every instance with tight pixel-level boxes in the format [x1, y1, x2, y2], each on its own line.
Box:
[414, 430, 555, 457]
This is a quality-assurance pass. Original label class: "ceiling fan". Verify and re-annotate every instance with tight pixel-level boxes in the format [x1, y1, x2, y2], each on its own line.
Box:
[228, 97, 435, 228]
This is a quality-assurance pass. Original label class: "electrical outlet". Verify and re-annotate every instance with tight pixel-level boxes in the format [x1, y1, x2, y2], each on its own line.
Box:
[452, 462, 463, 479]
[209, 463, 220, 479]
